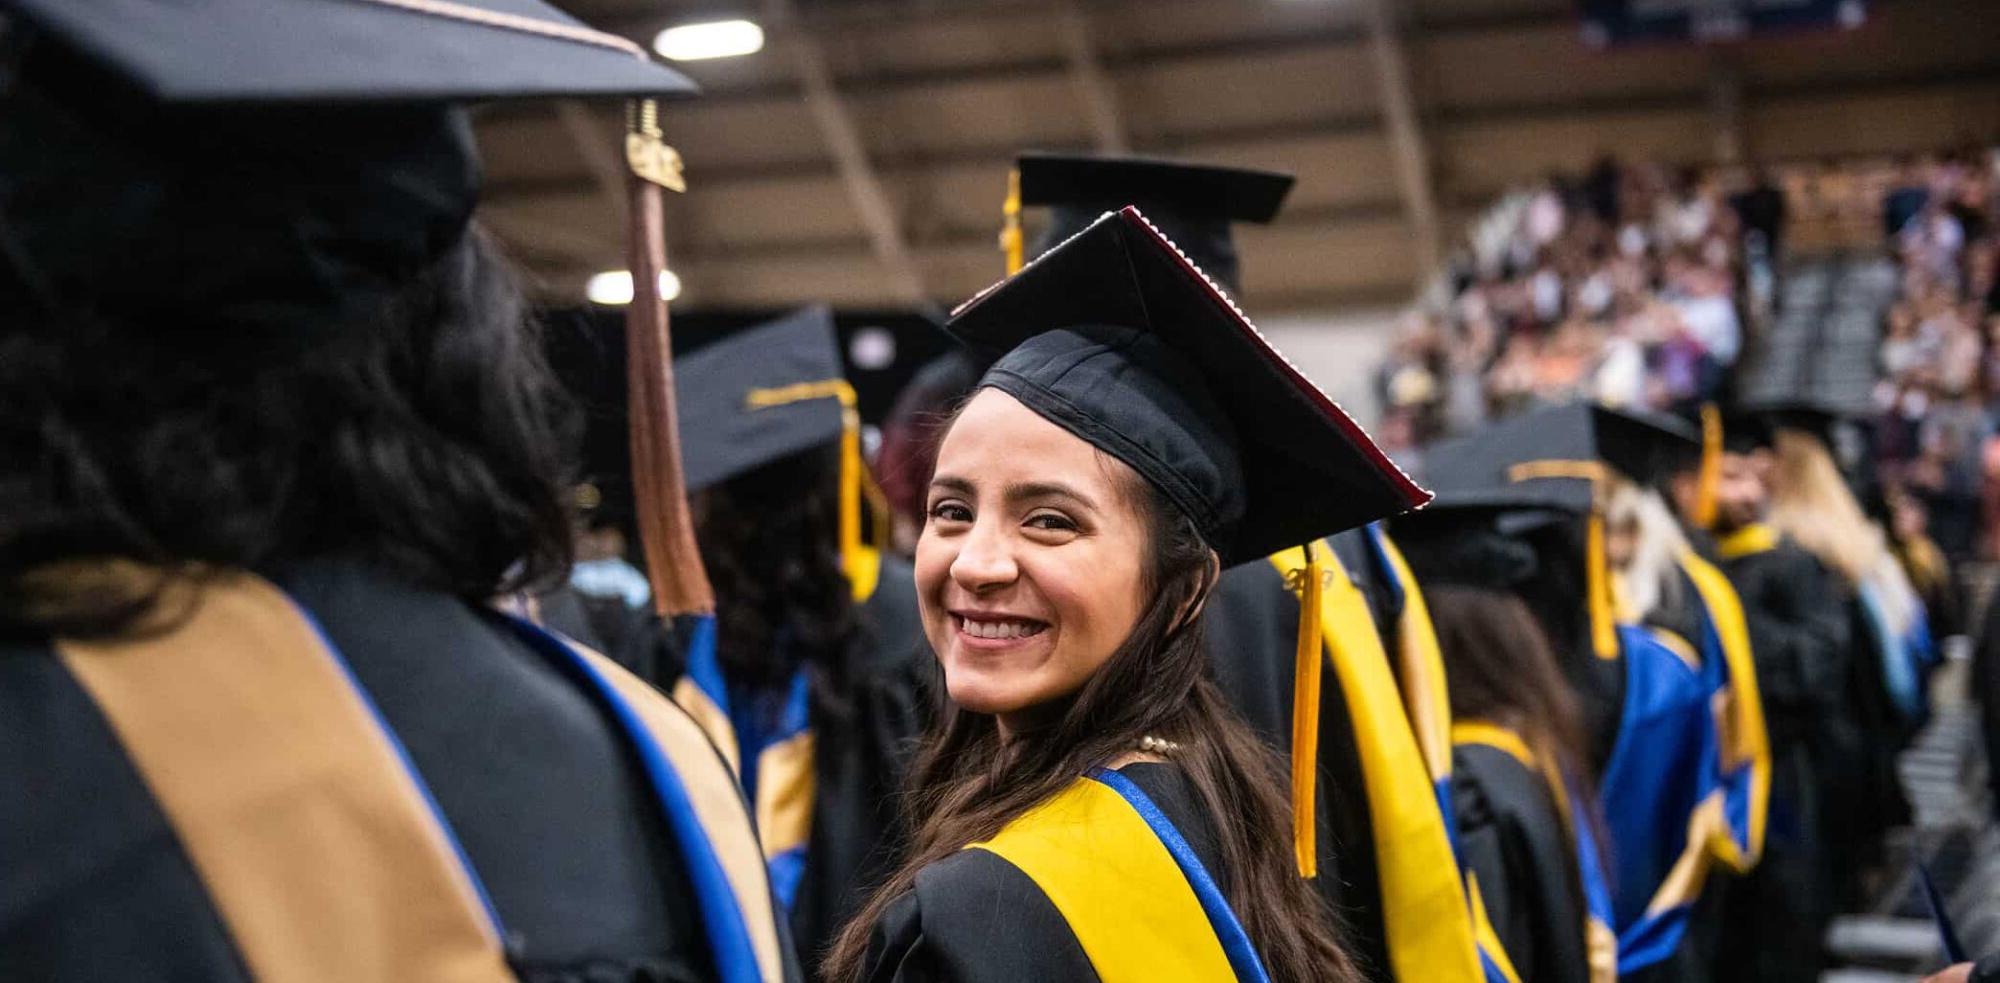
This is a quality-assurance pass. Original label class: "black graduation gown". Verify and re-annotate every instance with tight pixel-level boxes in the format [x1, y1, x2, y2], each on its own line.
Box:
[790, 555, 933, 975]
[1204, 528, 1394, 982]
[1451, 745, 1592, 983]
[858, 762, 1225, 983]
[0, 558, 789, 983]
[1714, 535, 1848, 983]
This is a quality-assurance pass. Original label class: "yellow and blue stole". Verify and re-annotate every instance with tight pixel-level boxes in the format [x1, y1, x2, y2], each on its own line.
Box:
[1674, 550, 1770, 877]
[1597, 623, 1726, 975]
[1363, 525, 1538, 983]
[967, 768, 1271, 982]
[1452, 721, 1619, 983]
[673, 614, 817, 909]
[56, 571, 786, 983]
[1271, 532, 1491, 983]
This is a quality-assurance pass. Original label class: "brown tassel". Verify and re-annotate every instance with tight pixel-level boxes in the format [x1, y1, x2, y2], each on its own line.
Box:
[626, 174, 713, 616]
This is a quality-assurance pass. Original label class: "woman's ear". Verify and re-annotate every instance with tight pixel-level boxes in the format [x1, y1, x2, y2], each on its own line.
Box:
[1169, 549, 1222, 634]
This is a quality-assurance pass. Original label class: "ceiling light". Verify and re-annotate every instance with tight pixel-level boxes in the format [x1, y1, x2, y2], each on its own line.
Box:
[653, 19, 764, 61]
[587, 269, 682, 306]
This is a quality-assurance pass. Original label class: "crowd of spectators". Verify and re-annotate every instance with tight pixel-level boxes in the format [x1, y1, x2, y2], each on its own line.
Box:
[1873, 151, 2000, 561]
[1374, 157, 1776, 461]
[1376, 149, 2000, 565]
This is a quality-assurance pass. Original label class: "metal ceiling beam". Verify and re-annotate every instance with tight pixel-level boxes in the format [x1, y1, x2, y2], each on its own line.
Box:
[763, 0, 928, 305]
[1358, 0, 1442, 284]
[1054, 2, 1130, 153]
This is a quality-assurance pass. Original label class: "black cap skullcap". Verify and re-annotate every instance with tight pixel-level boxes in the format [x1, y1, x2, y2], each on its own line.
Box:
[0, 0, 695, 325]
[1017, 153, 1295, 296]
[947, 207, 1426, 566]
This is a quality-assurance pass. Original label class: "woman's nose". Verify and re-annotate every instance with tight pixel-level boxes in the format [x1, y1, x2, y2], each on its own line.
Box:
[949, 519, 1018, 592]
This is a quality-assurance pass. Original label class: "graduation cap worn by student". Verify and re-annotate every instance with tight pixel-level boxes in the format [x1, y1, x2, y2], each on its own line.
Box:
[951, 206, 1424, 563]
[1002, 152, 1296, 293]
[1423, 403, 1698, 662]
[0, 0, 712, 616]
[675, 305, 888, 603]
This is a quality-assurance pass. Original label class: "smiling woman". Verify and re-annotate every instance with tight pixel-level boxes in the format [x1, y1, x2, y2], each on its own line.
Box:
[817, 209, 1429, 983]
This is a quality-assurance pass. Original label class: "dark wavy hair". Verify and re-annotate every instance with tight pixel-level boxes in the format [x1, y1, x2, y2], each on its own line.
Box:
[823, 444, 1360, 983]
[0, 228, 578, 638]
[695, 444, 859, 691]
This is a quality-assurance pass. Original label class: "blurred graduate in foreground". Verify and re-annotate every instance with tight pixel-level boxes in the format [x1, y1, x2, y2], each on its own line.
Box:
[0, 2, 795, 980]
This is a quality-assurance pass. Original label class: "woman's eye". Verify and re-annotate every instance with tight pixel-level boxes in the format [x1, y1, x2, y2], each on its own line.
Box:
[928, 501, 973, 523]
[1024, 512, 1078, 532]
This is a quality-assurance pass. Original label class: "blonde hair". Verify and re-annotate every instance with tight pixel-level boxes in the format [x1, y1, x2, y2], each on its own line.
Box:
[1766, 429, 1923, 634]
[1605, 476, 1687, 622]
[1766, 429, 1881, 585]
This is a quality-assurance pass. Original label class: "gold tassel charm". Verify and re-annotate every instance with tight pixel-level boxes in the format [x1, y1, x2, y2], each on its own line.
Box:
[1000, 167, 1025, 275]
[1285, 543, 1327, 879]
[1692, 402, 1722, 529]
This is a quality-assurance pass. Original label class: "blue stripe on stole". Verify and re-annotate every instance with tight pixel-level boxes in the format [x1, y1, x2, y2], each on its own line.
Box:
[767, 846, 808, 911]
[1086, 768, 1272, 983]
[1686, 601, 1755, 859]
[289, 598, 508, 940]
[686, 613, 816, 910]
[1598, 625, 1712, 970]
[504, 616, 765, 983]
[685, 615, 729, 715]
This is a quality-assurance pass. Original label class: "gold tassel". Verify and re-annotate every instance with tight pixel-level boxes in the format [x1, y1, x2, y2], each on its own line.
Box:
[1693, 402, 1721, 529]
[1000, 167, 1025, 275]
[1585, 513, 1618, 660]
[1289, 543, 1326, 879]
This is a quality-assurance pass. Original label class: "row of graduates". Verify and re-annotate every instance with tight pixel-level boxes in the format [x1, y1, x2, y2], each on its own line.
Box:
[0, 3, 1933, 979]
[593, 153, 1934, 983]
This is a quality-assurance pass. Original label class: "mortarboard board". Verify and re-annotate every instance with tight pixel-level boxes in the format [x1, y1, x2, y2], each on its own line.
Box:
[675, 306, 888, 601]
[1740, 397, 1844, 447]
[1422, 403, 1698, 508]
[678, 307, 849, 494]
[0, 0, 717, 616]
[1004, 153, 1296, 295]
[949, 206, 1427, 567]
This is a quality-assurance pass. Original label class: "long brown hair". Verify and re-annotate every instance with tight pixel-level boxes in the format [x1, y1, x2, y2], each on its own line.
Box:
[1427, 585, 1590, 780]
[822, 460, 1359, 983]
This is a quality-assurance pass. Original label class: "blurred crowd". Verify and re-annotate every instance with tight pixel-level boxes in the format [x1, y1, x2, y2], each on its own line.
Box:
[1876, 153, 2000, 562]
[1378, 149, 2000, 565]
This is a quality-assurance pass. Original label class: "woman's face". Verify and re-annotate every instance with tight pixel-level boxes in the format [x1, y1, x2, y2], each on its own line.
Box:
[917, 388, 1150, 733]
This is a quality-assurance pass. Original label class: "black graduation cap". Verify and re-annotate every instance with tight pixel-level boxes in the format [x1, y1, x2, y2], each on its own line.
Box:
[676, 306, 848, 494]
[1012, 153, 1296, 295]
[0, 0, 695, 324]
[1421, 403, 1699, 509]
[674, 305, 889, 600]
[948, 206, 1427, 566]
[1741, 397, 1843, 447]
[1720, 406, 1776, 455]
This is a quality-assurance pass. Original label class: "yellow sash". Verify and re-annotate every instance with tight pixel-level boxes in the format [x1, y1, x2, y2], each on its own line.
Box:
[1714, 522, 1780, 561]
[1270, 543, 1485, 983]
[969, 777, 1237, 982]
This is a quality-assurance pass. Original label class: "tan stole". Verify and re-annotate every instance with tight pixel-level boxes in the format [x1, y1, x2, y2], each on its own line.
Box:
[56, 573, 514, 983]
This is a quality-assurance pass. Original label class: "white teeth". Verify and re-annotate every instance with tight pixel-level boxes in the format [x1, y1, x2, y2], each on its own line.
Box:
[961, 617, 1043, 640]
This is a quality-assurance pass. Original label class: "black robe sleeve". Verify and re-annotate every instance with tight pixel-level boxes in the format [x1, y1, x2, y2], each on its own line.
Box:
[1451, 745, 1592, 983]
[795, 555, 935, 975]
[1719, 542, 1851, 725]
